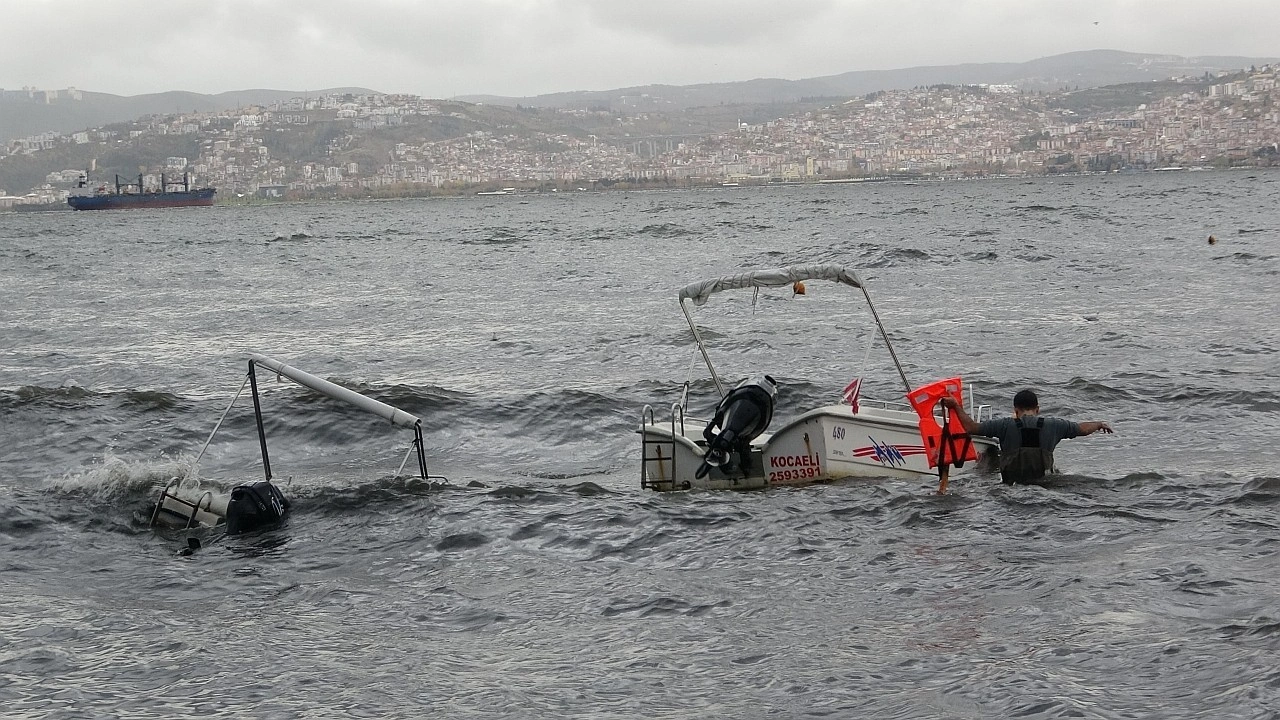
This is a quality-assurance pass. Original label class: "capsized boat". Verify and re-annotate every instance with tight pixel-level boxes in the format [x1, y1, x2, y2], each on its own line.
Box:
[151, 353, 446, 533]
[638, 264, 998, 491]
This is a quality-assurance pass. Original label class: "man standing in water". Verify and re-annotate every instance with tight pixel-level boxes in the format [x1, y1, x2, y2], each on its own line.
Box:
[941, 389, 1113, 484]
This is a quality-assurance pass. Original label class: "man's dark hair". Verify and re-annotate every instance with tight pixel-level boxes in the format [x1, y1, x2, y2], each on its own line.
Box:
[1013, 389, 1039, 409]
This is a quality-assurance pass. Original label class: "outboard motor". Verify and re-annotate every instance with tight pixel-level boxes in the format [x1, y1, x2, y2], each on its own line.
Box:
[696, 375, 778, 479]
[224, 480, 291, 535]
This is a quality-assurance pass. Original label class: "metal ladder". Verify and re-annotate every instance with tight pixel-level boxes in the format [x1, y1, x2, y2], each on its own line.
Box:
[640, 402, 685, 490]
[149, 477, 221, 529]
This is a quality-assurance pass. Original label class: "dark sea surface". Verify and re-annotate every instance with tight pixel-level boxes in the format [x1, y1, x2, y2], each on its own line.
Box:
[1, 172, 1278, 718]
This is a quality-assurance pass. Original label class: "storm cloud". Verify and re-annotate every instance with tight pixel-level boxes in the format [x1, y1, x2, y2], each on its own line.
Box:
[4, 0, 1278, 97]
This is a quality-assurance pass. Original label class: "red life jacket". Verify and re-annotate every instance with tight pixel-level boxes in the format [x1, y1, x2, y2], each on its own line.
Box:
[906, 377, 977, 470]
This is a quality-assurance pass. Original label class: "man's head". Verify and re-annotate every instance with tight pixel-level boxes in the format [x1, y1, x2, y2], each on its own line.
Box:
[1013, 389, 1039, 417]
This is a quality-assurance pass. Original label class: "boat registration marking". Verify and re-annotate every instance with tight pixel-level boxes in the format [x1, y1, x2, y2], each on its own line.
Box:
[768, 454, 823, 483]
[769, 454, 821, 468]
[770, 466, 822, 483]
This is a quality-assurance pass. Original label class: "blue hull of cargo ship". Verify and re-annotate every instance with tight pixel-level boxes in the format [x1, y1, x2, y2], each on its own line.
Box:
[67, 188, 216, 210]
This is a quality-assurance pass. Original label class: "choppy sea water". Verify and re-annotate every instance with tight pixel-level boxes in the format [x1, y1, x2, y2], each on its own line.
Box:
[1, 172, 1278, 718]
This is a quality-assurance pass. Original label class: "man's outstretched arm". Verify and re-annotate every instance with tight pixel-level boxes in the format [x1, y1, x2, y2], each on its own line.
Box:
[1078, 421, 1114, 435]
[939, 397, 982, 435]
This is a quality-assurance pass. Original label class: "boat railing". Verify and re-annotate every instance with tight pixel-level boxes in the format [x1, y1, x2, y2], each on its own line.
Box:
[854, 388, 993, 423]
[967, 383, 993, 423]
[855, 397, 913, 412]
[637, 401, 687, 437]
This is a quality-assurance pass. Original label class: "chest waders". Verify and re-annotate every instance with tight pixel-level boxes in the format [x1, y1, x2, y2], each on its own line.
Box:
[1001, 416, 1053, 484]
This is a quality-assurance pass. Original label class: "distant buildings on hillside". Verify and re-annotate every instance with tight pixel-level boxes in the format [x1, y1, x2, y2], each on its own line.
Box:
[3, 67, 1278, 202]
[0, 86, 83, 103]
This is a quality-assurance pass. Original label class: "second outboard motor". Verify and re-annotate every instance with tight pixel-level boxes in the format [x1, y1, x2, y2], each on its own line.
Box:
[225, 480, 291, 535]
[696, 375, 778, 479]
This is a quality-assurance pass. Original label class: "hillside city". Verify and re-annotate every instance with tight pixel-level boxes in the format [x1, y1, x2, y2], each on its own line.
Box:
[1, 64, 1277, 208]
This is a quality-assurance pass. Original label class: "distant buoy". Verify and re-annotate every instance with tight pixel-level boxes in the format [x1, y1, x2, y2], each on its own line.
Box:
[793, 281, 806, 296]
[1208, 235, 1217, 245]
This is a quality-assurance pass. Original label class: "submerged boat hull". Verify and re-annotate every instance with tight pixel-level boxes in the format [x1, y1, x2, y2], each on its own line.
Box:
[641, 402, 997, 491]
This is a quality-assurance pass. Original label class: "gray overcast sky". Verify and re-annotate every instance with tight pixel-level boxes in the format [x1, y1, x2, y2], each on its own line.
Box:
[4, 0, 1279, 98]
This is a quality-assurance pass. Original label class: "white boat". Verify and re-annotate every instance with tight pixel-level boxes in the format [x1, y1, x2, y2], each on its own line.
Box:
[638, 264, 998, 491]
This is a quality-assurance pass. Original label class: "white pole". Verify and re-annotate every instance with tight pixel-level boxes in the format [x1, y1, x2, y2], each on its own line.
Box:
[248, 353, 422, 429]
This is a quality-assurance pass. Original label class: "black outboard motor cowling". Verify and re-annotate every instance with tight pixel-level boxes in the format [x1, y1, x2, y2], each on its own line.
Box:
[225, 480, 291, 535]
[696, 375, 778, 479]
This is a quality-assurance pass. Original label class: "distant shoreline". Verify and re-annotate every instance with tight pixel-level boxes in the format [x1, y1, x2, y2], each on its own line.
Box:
[5, 165, 1275, 212]
[207, 166, 1278, 205]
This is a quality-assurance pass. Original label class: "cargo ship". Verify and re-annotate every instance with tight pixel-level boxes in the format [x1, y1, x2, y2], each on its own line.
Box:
[67, 173, 216, 210]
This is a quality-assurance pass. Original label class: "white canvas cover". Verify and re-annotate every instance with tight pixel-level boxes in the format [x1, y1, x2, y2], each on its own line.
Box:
[678, 264, 864, 306]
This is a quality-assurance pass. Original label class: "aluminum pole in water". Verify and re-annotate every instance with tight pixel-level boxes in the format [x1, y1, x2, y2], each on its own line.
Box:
[414, 426, 429, 479]
[680, 299, 726, 398]
[248, 353, 421, 428]
[859, 285, 911, 394]
[248, 360, 273, 481]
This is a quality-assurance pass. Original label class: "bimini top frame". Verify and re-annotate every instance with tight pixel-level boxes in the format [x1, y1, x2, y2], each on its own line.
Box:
[192, 353, 440, 483]
[676, 263, 911, 398]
